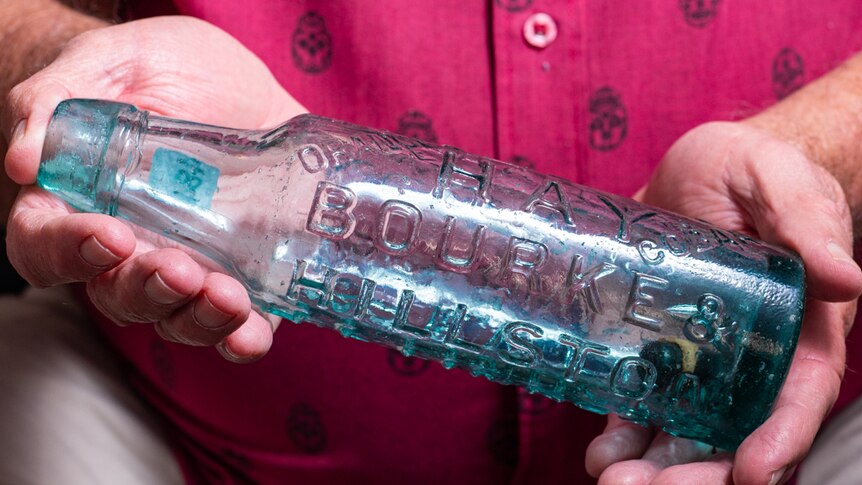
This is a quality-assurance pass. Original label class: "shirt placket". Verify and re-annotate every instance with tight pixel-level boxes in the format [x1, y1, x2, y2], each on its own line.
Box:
[489, 1, 588, 482]
[490, 0, 585, 184]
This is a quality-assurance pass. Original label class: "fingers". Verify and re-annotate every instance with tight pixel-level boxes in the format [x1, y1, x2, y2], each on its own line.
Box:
[92, 252, 275, 362]
[6, 187, 136, 287]
[87, 248, 204, 324]
[218, 311, 276, 363]
[586, 415, 654, 477]
[597, 434, 728, 485]
[733, 141, 862, 303]
[3, 79, 75, 184]
[8, 185, 275, 362]
[732, 299, 848, 485]
[155, 272, 250, 345]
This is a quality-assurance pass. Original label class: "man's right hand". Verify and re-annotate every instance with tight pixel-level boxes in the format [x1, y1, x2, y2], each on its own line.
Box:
[2, 16, 308, 362]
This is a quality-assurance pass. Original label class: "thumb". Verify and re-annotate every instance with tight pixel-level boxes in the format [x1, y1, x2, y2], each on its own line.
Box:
[736, 143, 862, 304]
[3, 79, 73, 185]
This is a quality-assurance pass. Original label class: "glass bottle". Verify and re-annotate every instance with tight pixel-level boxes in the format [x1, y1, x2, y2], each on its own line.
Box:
[37, 99, 805, 449]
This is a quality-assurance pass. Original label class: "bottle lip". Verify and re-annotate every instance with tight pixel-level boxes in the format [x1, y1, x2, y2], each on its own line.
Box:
[37, 99, 146, 215]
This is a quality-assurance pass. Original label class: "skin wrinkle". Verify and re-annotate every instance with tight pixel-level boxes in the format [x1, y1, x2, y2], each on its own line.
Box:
[1, 3, 862, 480]
[716, 133, 782, 235]
[747, 53, 862, 235]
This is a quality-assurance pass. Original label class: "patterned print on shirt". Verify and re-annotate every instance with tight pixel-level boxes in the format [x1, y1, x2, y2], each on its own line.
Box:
[494, 0, 534, 13]
[149, 339, 176, 390]
[286, 403, 328, 453]
[387, 348, 431, 376]
[486, 416, 520, 466]
[678, 0, 720, 27]
[397, 110, 439, 143]
[773, 48, 805, 100]
[588, 87, 628, 151]
[292, 12, 333, 74]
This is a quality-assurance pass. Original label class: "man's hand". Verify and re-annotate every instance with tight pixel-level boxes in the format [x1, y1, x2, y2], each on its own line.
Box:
[584, 121, 862, 484]
[2, 16, 307, 362]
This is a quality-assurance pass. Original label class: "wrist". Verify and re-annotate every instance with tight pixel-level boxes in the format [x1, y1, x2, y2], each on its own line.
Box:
[737, 51, 862, 235]
[741, 99, 862, 236]
[0, 1, 108, 98]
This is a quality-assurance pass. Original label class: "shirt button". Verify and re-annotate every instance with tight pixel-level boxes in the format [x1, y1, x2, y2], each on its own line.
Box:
[523, 12, 558, 49]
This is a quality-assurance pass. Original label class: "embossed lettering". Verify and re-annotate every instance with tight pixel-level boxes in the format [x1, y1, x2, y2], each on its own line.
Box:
[441, 304, 482, 353]
[376, 200, 421, 255]
[599, 195, 656, 243]
[684, 293, 725, 343]
[350, 131, 435, 161]
[611, 356, 657, 400]
[354, 277, 377, 318]
[561, 254, 615, 314]
[496, 237, 548, 294]
[624, 273, 670, 332]
[392, 290, 424, 336]
[306, 182, 357, 239]
[558, 333, 611, 381]
[499, 321, 544, 367]
[433, 151, 493, 203]
[287, 259, 335, 307]
[328, 274, 363, 314]
[661, 232, 689, 256]
[637, 238, 665, 265]
[298, 145, 328, 173]
[522, 179, 575, 226]
[436, 216, 486, 272]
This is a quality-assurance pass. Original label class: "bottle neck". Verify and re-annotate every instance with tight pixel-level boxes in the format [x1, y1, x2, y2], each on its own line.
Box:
[109, 110, 245, 272]
[104, 105, 148, 215]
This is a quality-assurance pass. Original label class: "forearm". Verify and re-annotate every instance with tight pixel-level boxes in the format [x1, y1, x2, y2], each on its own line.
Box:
[0, 0, 112, 96]
[0, 0, 112, 221]
[745, 51, 862, 234]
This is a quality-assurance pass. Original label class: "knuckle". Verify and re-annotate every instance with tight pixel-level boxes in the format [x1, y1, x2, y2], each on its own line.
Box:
[5, 82, 30, 110]
[6, 231, 54, 289]
[64, 29, 101, 51]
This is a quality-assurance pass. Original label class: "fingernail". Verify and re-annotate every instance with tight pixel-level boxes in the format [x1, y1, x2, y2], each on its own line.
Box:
[827, 241, 857, 265]
[79, 235, 122, 267]
[10, 119, 26, 144]
[217, 341, 243, 362]
[769, 466, 788, 485]
[193, 294, 234, 329]
[144, 271, 187, 305]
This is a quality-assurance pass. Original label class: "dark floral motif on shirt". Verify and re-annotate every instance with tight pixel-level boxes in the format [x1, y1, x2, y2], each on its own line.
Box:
[286, 403, 327, 453]
[397, 110, 439, 144]
[149, 339, 176, 390]
[495, 0, 534, 13]
[588, 87, 628, 151]
[773, 48, 805, 100]
[387, 348, 431, 376]
[292, 12, 333, 74]
[487, 416, 520, 466]
[679, 0, 720, 28]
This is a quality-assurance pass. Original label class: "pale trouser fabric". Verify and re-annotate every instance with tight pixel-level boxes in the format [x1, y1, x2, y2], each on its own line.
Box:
[4, 285, 862, 485]
[799, 395, 862, 485]
[0, 286, 183, 485]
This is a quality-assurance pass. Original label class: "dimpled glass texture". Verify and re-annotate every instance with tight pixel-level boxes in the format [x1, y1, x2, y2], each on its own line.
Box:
[38, 99, 805, 450]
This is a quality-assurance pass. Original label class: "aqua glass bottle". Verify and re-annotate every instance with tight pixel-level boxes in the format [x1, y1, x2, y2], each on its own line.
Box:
[37, 99, 805, 450]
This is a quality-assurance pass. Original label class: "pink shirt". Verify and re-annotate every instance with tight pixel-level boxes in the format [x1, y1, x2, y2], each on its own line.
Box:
[99, 1, 862, 483]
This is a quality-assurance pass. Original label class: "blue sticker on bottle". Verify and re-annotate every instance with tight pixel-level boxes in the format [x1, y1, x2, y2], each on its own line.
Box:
[149, 148, 219, 209]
